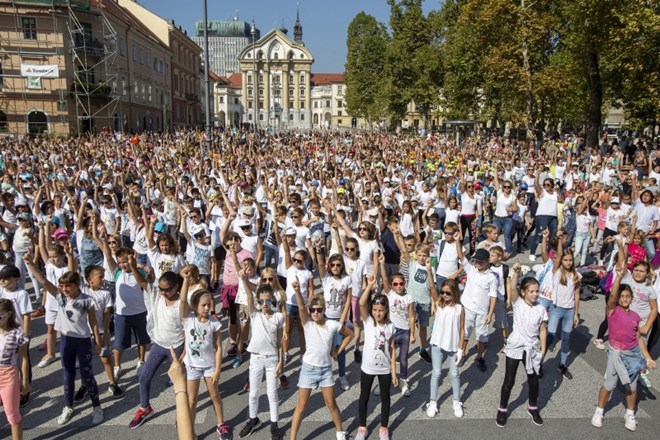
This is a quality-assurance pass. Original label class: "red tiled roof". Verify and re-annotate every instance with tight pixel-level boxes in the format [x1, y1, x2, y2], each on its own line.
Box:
[311, 73, 344, 86]
[209, 71, 220, 82]
[226, 72, 242, 88]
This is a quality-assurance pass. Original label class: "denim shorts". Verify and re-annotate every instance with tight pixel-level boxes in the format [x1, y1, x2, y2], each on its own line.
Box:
[414, 302, 431, 327]
[186, 365, 217, 380]
[297, 361, 334, 389]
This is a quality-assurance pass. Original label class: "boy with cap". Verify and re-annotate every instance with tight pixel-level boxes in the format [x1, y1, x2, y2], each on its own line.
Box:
[454, 238, 498, 371]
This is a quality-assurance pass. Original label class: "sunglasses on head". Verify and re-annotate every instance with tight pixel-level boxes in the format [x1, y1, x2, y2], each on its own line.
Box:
[308, 307, 324, 314]
[373, 297, 388, 306]
[257, 299, 273, 306]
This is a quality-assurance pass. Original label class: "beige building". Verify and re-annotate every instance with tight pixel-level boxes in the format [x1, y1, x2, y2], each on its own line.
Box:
[215, 72, 243, 128]
[238, 28, 313, 130]
[118, 0, 202, 131]
[0, 0, 171, 136]
[310, 74, 354, 130]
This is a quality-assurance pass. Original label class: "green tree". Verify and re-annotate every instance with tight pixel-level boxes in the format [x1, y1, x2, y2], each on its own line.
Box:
[344, 12, 389, 127]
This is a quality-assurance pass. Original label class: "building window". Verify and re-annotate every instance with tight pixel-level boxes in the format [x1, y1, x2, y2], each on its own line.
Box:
[273, 52, 278, 59]
[0, 111, 8, 132]
[300, 74, 305, 84]
[132, 44, 137, 61]
[109, 36, 117, 53]
[338, 86, 343, 94]
[248, 101, 253, 109]
[77, 65, 94, 83]
[300, 113, 304, 120]
[338, 110, 343, 116]
[247, 74, 252, 85]
[27, 110, 47, 134]
[148, 85, 152, 102]
[300, 88, 305, 96]
[259, 114, 264, 120]
[259, 101, 264, 109]
[289, 74, 294, 84]
[259, 89, 263, 96]
[325, 100, 330, 108]
[174, 75, 178, 92]
[274, 88, 281, 98]
[289, 114, 294, 121]
[288, 100, 293, 108]
[234, 98, 239, 104]
[122, 78, 127, 96]
[314, 102, 318, 108]
[22, 18, 37, 40]
[219, 97, 224, 103]
[258, 74, 263, 84]
[0, 61, 3, 87]
[273, 75, 280, 84]
[27, 77, 42, 89]
[140, 48, 144, 64]
[119, 38, 126, 56]
[248, 88, 252, 97]
[134, 81, 138, 96]
[289, 88, 294, 97]
[338, 100, 343, 108]
[300, 101, 305, 109]
[248, 114, 252, 120]
[338, 119, 343, 125]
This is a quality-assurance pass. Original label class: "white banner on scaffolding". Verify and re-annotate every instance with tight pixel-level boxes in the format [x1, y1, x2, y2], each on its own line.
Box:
[20, 64, 60, 78]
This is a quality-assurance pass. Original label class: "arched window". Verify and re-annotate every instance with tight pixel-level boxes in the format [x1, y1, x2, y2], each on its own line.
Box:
[27, 110, 47, 134]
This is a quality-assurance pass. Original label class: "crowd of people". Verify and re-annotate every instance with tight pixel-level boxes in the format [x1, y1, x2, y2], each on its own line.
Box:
[0, 128, 659, 440]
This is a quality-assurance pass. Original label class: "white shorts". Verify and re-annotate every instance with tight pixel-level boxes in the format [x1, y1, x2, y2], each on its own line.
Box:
[493, 299, 508, 330]
[186, 365, 216, 380]
[45, 308, 58, 326]
[464, 307, 489, 343]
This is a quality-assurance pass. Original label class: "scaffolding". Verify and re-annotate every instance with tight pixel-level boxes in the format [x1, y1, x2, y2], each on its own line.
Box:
[66, 0, 119, 133]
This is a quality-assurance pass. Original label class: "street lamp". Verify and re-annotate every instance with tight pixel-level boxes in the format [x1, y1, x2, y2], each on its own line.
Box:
[251, 20, 257, 130]
[203, 0, 211, 150]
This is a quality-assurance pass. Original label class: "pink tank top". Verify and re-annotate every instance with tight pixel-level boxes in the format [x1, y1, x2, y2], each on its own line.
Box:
[607, 306, 641, 350]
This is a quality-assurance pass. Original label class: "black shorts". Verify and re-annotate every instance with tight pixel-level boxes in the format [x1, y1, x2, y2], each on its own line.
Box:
[214, 245, 227, 261]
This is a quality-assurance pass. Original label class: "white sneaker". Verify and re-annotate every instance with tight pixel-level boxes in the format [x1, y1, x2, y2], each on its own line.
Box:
[426, 401, 438, 417]
[639, 372, 652, 388]
[593, 339, 606, 350]
[113, 365, 122, 380]
[591, 410, 603, 428]
[91, 406, 104, 425]
[624, 412, 637, 432]
[528, 255, 536, 262]
[136, 361, 145, 376]
[338, 375, 350, 391]
[57, 406, 74, 425]
[453, 400, 464, 418]
[401, 379, 410, 397]
[336, 431, 348, 440]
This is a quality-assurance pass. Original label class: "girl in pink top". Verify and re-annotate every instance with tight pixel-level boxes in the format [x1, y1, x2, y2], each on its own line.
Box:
[591, 262, 657, 432]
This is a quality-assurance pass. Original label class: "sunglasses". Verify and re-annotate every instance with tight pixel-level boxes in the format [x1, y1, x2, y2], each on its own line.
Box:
[441, 290, 453, 295]
[294, 258, 305, 263]
[261, 277, 274, 282]
[108, 241, 118, 244]
[345, 247, 356, 251]
[240, 225, 251, 229]
[308, 307, 324, 314]
[503, 186, 511, 189]
[330, 263, 343, 268]
[467, 185, 473, 188]
[392, 282, 405, 287]
[189, 215, 199, 219]
[544, 183, 552, 187]
[358, 227, 368, 231]
[257, 299, 273, 306]
[159, 286, 175, 293]
[291, 215, 300, 219]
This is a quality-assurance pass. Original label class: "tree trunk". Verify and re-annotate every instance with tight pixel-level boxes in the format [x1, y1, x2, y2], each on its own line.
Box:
[585, 41, 602, 150]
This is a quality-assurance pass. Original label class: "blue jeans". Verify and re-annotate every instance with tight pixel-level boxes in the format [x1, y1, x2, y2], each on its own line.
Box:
[573, 231, 591, 266]
[529, 215, 558, 256]
[546, 304, 575, 365]
[493, 216, 514, 253]
[430, 346, 460, 402]
[139, 343, 184, 408]
[263, 244, 278, 269]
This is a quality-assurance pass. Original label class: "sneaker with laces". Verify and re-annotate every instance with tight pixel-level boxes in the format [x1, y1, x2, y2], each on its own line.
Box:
[37, 355, 56, 368]
[57, 406, 74, 425]
[529, 255, 537, 262]
[496, 408, 508, 428]
[593, 339, 606, 350]
[453, 400, 464, 418]
[338, 375, 350, 391]
[419, 348, 432, 365]
[228, 342, 238, 357]
[335, 431, 348, 440]
[639, 372, 652, 388]
[129, 405, 154, 429]
[270, 424, 282, 440]
[218, 422, 232, 440]
[426, 401, 438, 418]
[113, 365, 122, 381]
[558, 364, 573, 380]
[624, 412, 637, 432]
[591, 410, 603, 428]
[31, 305, 46, 318]
[279, 375, 289, 389]
[354, 349, 362, 364]
[355, 426, 368, 440]
[527, 406, 543, 426]
[378, 427, 390, 440]
[239, 417, 259, 438]
[401, 379, 410, 396]
[109, 383, 124, 398]
[74, 385, 88, 403]
[92, 406, 104, 425]
[232, 356, 242, 368]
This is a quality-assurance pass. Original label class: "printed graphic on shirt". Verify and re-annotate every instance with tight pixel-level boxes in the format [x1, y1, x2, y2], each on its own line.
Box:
[188, 323, 208, 358]
[390, 297, 408, 320]
[372, 327, 388, 369]
[413, 267, 428, 284]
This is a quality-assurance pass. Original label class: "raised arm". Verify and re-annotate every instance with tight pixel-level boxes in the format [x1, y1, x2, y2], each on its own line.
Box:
[508, 261, 522, 307]
[292, 277, 308, 326]
[359, 274, 377, 326]
[179, 266, 192, 320]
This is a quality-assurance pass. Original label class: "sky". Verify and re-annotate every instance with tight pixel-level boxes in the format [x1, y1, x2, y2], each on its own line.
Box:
[134, 0, 439, 72]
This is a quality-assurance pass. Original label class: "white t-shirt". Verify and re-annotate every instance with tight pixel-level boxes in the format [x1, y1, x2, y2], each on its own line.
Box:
[387, 290, 413, 330]
[0, 288, 33, 330]
[183, 314, 222, 369]
[147, 247, 186, 281]
[235, 275, 259, 306]
[536, 190, 558, 217]
[430, 303, 462, 352]
[460, 193, 477, 215]
[345, 257, 366, 298]
[113, 269, 147, 316]
[322, 274, 351, 320]
[247, 311, 285, 356]
[505, 298, 548, 360]
[460, 258, 498, 314]
[406, 260, 435, 305]
[604, 207, 625, 231]
[357, 237, 379, 276]
[302, 319, 343, 367]
[576, 213, 592, 233]
[552, 270, 581, 309]
[435, 240, 461, 278]
[186, 242, 212, 275]
[82, 283, 113, 335]
[361, 316, 395, 376]
[285, 266, 313, 305]
[44, 262, 69, 312]
[54, 293, 95, 338]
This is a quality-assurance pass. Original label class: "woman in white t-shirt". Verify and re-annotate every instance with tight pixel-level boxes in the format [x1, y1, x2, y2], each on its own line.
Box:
[529, 175, 559, 261]
[336, 217, 380, 277]
[317, 251, 352, 391]
[573, 201, 595, 267]
[354, 275, 397, 440]
[289, 282, 353, 440]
